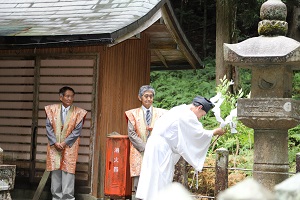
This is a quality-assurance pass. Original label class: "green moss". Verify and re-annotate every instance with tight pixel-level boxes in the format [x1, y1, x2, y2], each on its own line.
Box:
[258, 21, 287, 36]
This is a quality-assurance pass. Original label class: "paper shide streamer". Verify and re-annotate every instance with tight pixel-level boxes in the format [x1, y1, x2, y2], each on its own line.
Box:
[210, 80, 238, 134]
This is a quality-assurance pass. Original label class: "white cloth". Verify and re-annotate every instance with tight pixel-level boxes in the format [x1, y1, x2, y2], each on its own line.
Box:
[62, 108, 67, 123]
[61, 106, 70, 124]
[210, 91, 237, 133]
[155, 182, 193, 200]
[136, 104, 214, 200]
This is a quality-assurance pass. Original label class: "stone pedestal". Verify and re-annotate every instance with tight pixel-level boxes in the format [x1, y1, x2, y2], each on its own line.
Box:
[253, 129, 289, 189]
[237, 98, 300, 189]
[0, 165, 16, 200]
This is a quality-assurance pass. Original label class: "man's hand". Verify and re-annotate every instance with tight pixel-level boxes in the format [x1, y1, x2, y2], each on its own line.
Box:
[61, 141, 67, 149]
[213, 127, 226, 136]
[146, 126, 153, 131]
[54, 142, 65, 151]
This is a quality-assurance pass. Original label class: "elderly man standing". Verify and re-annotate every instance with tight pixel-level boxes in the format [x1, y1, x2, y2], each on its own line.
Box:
[45, 86, 87, 200]
[125, 85, 167, 195]
[136, 96, 226, 200]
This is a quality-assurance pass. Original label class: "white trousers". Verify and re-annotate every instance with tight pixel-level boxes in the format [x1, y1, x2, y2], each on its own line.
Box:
[51, 170, 75, 200]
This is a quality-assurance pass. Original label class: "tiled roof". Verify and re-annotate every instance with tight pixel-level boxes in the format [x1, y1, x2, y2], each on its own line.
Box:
[0, 0, 160, 36]
[0, 0, 204, 70]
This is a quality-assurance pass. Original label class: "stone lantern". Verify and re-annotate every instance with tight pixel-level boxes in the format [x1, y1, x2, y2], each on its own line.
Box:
[0, 148, 16, 200]
[224, 0, 300, 190]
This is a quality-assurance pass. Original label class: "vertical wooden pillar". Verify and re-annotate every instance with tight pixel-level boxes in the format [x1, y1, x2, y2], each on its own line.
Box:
[215, 148, 229, 199]
[174, 157, 188, 188]
[296, 152, 300, 173]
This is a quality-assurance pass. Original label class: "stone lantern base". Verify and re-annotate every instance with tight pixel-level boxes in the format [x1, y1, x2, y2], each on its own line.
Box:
[0, 165, 16, 200]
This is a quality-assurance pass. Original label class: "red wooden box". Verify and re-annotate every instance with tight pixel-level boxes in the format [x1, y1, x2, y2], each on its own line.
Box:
[104, 135, 132, 199]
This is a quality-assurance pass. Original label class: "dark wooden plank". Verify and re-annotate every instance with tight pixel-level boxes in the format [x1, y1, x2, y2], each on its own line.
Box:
[32, 169, 50, 200]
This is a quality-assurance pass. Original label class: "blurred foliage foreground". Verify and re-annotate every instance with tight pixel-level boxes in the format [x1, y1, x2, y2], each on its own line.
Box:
[150, 58, 300, 197]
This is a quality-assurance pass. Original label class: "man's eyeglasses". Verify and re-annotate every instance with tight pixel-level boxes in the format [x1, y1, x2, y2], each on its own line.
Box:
[143, 94, 154, 99]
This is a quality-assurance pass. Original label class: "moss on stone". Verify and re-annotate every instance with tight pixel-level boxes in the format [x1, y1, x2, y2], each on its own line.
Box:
[258, 20, 287, 36]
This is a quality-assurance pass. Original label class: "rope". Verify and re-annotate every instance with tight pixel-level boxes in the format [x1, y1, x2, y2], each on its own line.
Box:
[209, 135, 220, 148]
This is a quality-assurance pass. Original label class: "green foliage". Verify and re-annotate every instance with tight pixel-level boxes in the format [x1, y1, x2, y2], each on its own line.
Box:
[238, 68, 252, 96]
[151, 58, 216, 109]
[288, 125, 300, 170]
[293, 71, 300, 100]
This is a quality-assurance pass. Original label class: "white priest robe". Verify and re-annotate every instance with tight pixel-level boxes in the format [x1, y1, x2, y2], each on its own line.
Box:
[135, 104, 214, 200]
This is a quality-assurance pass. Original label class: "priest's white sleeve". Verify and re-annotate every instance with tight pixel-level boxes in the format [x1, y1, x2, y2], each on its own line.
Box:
[176, 107, 213, 171]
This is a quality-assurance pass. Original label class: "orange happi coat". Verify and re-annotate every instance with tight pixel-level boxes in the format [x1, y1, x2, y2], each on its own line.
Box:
[125, 107, 167, 176]
[45, 104, 87, 174]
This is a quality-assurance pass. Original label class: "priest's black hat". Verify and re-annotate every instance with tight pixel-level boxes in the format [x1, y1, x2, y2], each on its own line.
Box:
[192, 96, 213, 113]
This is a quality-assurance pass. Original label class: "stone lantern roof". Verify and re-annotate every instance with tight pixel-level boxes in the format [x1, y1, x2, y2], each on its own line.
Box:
[223, 0, 300, 67]
[223, 36, 300, 65]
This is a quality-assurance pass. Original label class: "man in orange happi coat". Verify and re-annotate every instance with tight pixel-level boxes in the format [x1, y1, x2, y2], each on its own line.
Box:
[45, 86, 87, 200]
[125, 85, 167, 196]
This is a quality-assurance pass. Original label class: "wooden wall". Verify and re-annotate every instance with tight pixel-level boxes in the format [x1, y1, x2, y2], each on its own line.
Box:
[0, 32, 151, 198]
[95, 34, 151, 198]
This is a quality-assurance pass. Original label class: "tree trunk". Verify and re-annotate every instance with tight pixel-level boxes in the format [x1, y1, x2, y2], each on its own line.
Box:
[215, 0, 237, 88]
[179, 0, 184, 26]
[288, 6, 300, 42]
[203, 0, 207, 57]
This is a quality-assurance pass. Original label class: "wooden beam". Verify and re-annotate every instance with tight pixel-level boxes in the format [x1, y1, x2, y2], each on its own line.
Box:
[149, 38, 177, 50]
[154, 50, 169, 68]
[161, 2, 204, 69]
[144, 23, 168, 33]
[32, 170, 50, 200]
